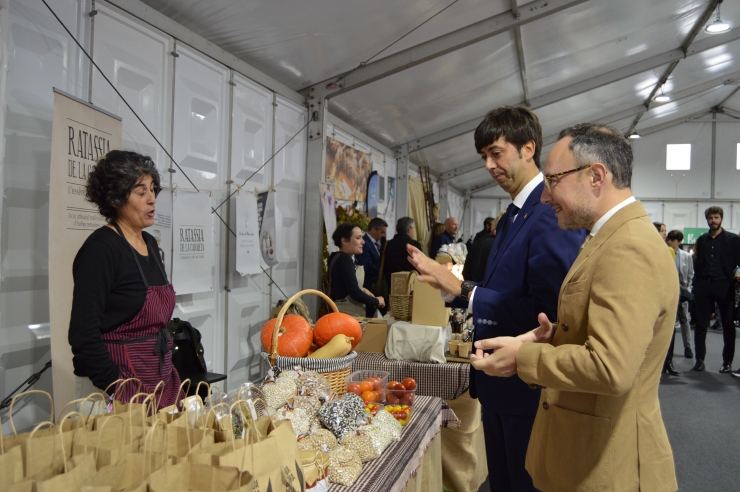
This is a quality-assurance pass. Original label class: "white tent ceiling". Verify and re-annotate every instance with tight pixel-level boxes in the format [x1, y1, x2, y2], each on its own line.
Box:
[139, 0, 740, 193]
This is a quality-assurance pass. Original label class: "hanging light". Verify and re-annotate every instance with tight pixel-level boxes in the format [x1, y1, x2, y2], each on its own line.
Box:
[654, 85, 671, 103]
[706, 1, 731, 33]
[629, 133, 641, 139]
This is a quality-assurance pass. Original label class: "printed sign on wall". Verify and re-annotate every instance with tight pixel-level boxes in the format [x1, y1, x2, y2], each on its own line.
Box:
[236, 191, 262, 275]
[172, 190, 214, 294]
[319, 182, 337, 253]
[48, 89, 122, 416]
[257, 190, 279, 267]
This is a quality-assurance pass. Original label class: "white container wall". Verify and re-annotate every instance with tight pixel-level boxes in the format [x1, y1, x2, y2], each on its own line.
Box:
[0, 0, 91, 434]
[0, 0, 307, 432]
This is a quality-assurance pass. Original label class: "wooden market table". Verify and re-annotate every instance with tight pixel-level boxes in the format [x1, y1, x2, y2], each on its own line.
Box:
[328, 394, 454, 492]
[351, 352, 487, 492]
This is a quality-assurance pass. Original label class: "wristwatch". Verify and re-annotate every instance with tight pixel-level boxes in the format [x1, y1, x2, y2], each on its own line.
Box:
[460, 280, 476, 301]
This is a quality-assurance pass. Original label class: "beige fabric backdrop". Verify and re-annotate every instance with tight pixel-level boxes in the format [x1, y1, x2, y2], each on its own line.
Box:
[408, 176, 429, 254]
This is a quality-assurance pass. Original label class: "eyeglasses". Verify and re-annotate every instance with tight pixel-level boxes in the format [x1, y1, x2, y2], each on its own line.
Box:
[543, 165, 592, 191]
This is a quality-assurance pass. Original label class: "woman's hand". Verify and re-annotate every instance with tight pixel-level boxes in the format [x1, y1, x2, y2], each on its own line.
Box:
[376, 296, 386, 309]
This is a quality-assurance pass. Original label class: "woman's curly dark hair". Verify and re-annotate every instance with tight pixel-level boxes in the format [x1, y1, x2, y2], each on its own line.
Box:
[86, 150, 162, 221]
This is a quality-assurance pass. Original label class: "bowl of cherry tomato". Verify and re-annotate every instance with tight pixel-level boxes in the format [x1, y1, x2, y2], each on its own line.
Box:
[345, 370, 390, 404]
[384, 377, 417, 425]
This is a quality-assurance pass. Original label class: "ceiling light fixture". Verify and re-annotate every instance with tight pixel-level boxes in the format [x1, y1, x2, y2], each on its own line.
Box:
[706, 0, 731, 33]
[654, 86, 671, 103]
[629, 133, 641, 139]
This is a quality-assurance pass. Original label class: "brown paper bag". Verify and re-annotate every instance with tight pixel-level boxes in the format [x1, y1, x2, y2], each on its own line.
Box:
[74, 414, 142, 469]
[0, 432, 24, 492]
[220, 418, 305, 492]
[149, 461, 253, 492]
[82, 421, 171, 492]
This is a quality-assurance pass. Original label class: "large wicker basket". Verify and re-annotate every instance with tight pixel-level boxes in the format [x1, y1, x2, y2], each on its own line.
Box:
[263, 289, 357, 395]
[390, 271, 417, 321]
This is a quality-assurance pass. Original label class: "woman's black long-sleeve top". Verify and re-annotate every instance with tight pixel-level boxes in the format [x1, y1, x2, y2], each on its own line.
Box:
[328, 252, 379, 308]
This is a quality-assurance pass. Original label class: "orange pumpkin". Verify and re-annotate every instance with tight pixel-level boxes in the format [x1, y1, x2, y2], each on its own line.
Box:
[260, 314, 313, 357]
[313, 312, 363, 350]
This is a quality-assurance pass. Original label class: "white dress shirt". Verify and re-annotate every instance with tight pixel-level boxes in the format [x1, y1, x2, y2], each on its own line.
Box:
[588, 196, 636, 239]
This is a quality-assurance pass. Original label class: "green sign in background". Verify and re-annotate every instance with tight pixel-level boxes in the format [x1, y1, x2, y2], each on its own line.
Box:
[684, 227, 708, 245]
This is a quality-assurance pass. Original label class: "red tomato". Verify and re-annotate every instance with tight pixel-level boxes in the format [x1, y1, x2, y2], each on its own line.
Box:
[401, 378, 417, 391]
[361, 390, 375, 403]
[347, 382, 362, 396]
[373, 379, 384, 391]
[388, 382, 405, 397]
[401, 392, 415, 406]
[360, 381, 374, 393]
[386, 393, 400, 405]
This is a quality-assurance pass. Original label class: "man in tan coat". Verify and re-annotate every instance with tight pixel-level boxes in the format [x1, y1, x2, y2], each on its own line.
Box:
[470, 123, 678, 492]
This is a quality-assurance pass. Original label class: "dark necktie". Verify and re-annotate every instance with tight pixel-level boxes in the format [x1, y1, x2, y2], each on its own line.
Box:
[491, 203, 520, 260]
[375, 241, 381, 252]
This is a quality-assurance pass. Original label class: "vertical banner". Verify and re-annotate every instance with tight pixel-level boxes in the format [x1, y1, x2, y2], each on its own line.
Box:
[48, 89, 122, 415]
[235, 191, 261, 275]
[319, 182, 337, 253]
[386, 177, 397, 227]
[172, 190, 214, 294]
[258, 190, 279, 267]
[144, 187, 173, 279]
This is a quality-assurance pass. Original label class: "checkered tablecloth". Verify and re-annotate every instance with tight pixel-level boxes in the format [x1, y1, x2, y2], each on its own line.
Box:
[328, 395, 452, 492]
[351, 352, 470, 401]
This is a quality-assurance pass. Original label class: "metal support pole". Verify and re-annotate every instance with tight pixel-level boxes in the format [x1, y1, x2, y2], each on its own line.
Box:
[711, 111, 717, 200]
[302, 91, 328, 319]
[395, 144, 410, 220]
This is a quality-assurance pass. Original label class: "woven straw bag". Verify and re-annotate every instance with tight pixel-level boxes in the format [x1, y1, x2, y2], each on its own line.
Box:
[389, 271, 417, 321]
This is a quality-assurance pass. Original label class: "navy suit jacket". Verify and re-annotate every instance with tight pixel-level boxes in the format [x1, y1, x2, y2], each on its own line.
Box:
[356, 233, 381, 289]
[455, 181, 585, 415]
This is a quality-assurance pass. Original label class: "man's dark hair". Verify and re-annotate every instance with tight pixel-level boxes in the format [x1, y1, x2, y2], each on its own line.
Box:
[558, 123, 633, 189]
[705, 206, 724, 219]
[667, 230, 684, 242]
[332, 222, 360, 248]
[86, 150, 162, 221]
[368, 217, 388, 231]
[396, 217, 415, 235]
[474, 106, 543, 169]
[483, 217, 495, 228]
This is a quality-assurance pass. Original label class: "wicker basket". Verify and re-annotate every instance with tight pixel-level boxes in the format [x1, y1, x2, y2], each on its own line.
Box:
[265, 289, 357, 395]
[390, 271, 417, 321]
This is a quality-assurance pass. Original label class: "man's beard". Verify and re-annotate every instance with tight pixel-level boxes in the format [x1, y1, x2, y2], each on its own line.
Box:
[709, 222, 721, 230]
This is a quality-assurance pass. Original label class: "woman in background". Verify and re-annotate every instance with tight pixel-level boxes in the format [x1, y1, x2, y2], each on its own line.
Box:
[328, 222, 385, 317]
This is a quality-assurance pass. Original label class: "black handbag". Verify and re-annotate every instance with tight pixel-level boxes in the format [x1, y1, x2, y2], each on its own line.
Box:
[166, 318, 207, 373]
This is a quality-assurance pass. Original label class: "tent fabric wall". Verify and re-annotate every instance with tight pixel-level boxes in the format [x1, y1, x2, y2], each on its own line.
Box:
[0, 0, 307, 433]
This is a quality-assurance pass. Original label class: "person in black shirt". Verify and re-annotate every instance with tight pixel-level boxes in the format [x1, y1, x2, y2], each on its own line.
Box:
[691, 206, 740, 373]
[473, 216, 496, 243]
[328, 222, 385, 317]
[430, 217, 458, 258]
[383, 217, 422, 285]
[68, 151, 181, 409]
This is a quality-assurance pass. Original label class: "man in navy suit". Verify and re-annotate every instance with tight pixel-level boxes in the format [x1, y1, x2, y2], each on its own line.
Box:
[356, 217, 387, 316]
[408, 107, 584, 491]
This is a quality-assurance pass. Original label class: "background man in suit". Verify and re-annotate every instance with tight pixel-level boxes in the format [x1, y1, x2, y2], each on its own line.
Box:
[692, 206, 740, 373]
[667, 230, 694, 360]
[356, 217, 388, 316]
[471, 123, 678, 492]
[473, 216, 496, 243]
[383, 216, 422, 285]
[408, 107, 584, 491]
[430, 216, 459, 258]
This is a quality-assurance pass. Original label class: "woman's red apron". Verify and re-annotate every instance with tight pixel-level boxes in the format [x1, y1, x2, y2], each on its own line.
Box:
[101, 223, 182, 410]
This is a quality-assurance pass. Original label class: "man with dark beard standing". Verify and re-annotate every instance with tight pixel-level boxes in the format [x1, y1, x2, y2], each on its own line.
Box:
[691, 206, 740, 373]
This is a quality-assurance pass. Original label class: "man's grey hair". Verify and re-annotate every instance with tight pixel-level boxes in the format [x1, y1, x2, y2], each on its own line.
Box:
[558, 123, 632, 189]
[396, 216, 415, 235]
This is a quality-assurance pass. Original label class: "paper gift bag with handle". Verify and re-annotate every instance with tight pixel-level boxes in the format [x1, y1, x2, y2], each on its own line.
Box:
[149, 461, 254, 492]
[0, 431, 24, 492]
[74, 414, 142, 469]
[220, 417, 305, 492]
[82, 421, 171, 492]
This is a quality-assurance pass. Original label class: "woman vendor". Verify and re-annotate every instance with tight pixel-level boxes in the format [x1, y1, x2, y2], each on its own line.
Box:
[68, 150, 181, 409]
[328, 222, 385, 317]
